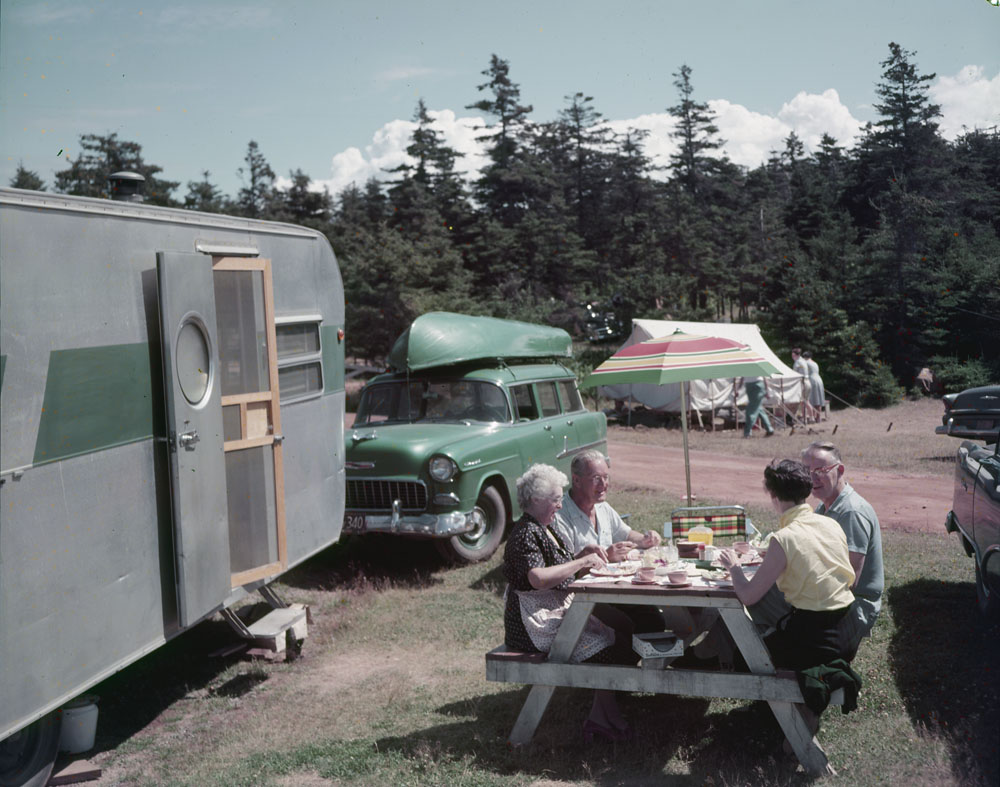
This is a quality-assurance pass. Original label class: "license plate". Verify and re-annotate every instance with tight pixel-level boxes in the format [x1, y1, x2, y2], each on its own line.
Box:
[343, 513, 366, 534]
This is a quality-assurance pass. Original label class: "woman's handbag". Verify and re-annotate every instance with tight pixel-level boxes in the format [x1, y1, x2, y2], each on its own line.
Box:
[516, 588, 615, 663]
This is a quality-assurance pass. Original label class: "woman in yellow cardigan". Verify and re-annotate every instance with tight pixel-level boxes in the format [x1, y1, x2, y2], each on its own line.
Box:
[720, 459, 855, 670]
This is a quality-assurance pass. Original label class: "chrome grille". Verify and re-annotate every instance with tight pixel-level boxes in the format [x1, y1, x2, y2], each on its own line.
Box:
[346, 479, 427, 512]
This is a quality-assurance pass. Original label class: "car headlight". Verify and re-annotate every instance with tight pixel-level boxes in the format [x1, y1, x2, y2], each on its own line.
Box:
[428, 456, 458, 482]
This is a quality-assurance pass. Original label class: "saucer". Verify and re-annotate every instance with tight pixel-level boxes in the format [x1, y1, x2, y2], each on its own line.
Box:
[631, 578, 660, 585]
[665, 580, 691, 588]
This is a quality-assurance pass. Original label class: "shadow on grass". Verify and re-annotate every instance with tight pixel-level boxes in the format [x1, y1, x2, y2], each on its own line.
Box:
[469, 563, 506, 597]
[371, 688, 818, 786]
[886, 578, 1000, 786]
[85, 617, 257, 756]
[281, 532, 446, 592]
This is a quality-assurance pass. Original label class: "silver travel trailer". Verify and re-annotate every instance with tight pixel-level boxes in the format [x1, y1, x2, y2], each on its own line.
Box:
[0, 186, 346, 785]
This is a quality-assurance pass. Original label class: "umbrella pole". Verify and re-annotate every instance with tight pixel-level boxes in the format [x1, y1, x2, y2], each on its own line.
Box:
[680, 381, 693, 504]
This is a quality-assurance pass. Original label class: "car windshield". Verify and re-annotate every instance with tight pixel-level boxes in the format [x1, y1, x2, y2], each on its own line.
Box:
[355, 380, 511, 425]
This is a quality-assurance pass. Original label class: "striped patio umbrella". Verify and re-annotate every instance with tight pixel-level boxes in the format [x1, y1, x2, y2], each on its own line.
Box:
[580, 330, 779, 504]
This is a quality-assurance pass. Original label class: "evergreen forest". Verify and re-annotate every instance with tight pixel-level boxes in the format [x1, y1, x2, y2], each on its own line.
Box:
[12, 44, 1000, 405]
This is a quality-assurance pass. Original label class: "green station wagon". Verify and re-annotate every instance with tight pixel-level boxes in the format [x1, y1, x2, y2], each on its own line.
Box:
[344, 312, 607, 563]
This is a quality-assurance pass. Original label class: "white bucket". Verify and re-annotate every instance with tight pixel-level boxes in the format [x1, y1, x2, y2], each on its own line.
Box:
[59, 695, 99, 753]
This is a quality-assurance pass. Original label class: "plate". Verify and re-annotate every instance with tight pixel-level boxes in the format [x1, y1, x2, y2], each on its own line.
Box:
[590, 563, 638, 578]
[631, 577, 660, 585]
[665, 580, 692, 588]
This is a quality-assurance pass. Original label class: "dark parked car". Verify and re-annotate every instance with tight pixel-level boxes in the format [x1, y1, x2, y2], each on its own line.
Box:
[935, 384, 1000, 441]
[941, 385, 1000, 619]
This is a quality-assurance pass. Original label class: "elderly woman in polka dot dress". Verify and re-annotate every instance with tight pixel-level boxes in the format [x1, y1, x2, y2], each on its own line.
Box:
[503, 463, 637, 743]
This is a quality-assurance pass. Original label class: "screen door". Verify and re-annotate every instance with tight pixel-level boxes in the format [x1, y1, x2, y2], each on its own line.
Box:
[212, 257, 287, 587]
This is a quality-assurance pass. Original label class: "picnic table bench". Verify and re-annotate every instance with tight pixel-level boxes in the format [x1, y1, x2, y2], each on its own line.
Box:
[486, 579, 841, 775]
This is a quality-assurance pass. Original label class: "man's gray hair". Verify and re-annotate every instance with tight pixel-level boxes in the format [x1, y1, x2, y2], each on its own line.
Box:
[571, 449, 609, 477]
[516, 464, 568, 511]
[802, 441, 842, 462]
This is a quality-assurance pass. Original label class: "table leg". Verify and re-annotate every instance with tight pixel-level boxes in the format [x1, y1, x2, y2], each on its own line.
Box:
[547, 599, 595, 663]
[509, 684, 557, 746]
[719, 607, 833, 775]
[506, 599, 595, 746]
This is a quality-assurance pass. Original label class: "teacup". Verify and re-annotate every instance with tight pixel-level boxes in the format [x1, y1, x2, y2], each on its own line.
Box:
[636, 566, 656, 582]
[703, 545, 721, 562]
[667, 570, 688, 584]
[734, 541, 751, 555]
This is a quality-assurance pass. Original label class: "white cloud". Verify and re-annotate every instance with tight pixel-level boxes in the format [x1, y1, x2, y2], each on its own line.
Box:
[377, 66, 439, 83]
[313, 109, 487, 197]
[12, 3, 92, 25]
[603, 91, 862, 173]
[777, 89, 863, 149]
[315, 72, 998, 199]
[155, 5, 274, 30]
[931, 65, 1000, 139]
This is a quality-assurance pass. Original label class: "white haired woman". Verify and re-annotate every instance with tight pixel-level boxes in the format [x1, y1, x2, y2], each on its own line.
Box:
[502, 463, 637, 743]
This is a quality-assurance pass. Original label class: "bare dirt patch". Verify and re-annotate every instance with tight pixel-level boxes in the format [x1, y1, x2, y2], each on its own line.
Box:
[607, 438, 952, 534]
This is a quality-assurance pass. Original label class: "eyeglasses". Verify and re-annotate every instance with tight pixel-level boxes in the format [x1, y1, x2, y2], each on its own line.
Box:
[582, 473, 610, 485]
[808, 463, 840, 478]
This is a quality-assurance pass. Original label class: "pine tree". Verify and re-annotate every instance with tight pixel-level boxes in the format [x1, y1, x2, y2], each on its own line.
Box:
[10, 163, 45, 191]
[466, 55, 534, 225]
[668, 65, 724, 197]
[183, 170, 228, 213]
[236, 140, 277, 219]
[54, 132, 179, 205]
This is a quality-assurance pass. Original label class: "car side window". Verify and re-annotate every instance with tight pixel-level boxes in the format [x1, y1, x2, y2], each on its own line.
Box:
[558, 380, 584, 412]
[537, 382, 560, 417]
[362, 386, 394, 423]
[511, 384, 538, 421]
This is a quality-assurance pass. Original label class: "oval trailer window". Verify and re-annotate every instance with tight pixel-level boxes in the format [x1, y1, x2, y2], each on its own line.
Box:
[176, 321, 211, 404]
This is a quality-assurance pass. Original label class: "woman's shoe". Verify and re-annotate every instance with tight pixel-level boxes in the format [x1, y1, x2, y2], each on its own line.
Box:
[582, 718, 623, 743]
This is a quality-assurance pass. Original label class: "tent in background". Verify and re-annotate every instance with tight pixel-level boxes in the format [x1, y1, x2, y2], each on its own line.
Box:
[596, 319, 805, 417]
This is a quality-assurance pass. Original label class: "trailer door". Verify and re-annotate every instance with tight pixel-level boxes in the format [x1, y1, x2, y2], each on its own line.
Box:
[158, 252, 230, 626]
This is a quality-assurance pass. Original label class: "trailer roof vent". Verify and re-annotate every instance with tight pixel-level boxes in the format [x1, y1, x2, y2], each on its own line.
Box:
[108, 170, 145, 202]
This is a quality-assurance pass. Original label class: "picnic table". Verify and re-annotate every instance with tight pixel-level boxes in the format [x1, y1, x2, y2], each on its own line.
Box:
[486, 571, 840, 776]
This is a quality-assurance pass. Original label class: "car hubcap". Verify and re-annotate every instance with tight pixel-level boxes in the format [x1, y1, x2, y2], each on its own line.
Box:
[462, 506, 488, 545]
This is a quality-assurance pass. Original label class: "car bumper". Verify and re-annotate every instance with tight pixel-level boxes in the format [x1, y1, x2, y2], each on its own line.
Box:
[345, 508, 475, 538]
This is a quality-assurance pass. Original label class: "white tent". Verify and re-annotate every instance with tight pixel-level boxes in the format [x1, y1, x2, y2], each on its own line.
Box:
[597, 319, 806, 416]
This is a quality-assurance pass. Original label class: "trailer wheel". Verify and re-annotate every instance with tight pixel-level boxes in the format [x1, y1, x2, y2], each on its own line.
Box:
[437, 486, 506, 564]
[0, 712, 61, 787]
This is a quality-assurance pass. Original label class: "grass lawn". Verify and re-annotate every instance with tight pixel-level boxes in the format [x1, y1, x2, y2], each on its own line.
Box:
[88, 484, 999, 786]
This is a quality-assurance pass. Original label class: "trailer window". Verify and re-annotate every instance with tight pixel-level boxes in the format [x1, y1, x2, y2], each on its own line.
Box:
[275, 319, 323, 403]
[278, 362, 322, 400]
[276, 322, 320, 358]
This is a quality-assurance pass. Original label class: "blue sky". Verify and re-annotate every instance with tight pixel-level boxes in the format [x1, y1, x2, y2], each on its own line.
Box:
[3, 0, 999, 199]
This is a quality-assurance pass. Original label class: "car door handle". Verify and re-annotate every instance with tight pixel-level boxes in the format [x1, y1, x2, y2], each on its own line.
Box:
[566, 420, 574, 426]
[178, 430, 200, 450]
[544, 424, 552, 431]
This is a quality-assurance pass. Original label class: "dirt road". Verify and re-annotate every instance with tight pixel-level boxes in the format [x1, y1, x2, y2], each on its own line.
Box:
[607, 438, 952, 534]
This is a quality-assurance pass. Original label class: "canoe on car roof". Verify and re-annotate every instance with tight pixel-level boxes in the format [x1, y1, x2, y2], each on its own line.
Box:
[388, 312, 572, 372]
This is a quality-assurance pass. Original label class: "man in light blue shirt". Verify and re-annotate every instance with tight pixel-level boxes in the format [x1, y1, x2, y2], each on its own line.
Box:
[802, 441, 884, 655]
[552, 450, 660, 562]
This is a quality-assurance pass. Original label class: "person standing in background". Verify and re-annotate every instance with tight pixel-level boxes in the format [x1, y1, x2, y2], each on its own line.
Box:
[791, 348, 816, 423]
[802, 351, 826, 420]
[735, 376, 775, 438]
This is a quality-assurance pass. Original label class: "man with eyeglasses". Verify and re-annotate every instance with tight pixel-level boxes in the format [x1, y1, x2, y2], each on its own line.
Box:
[801, 441, 884, 656]
[747, 442, 883, 659]
[552, 449, 661, 563]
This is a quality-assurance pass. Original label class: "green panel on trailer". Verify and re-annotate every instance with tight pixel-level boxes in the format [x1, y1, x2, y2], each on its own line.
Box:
[33, 343, 158, 465]
[321, 323, 345, 393]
